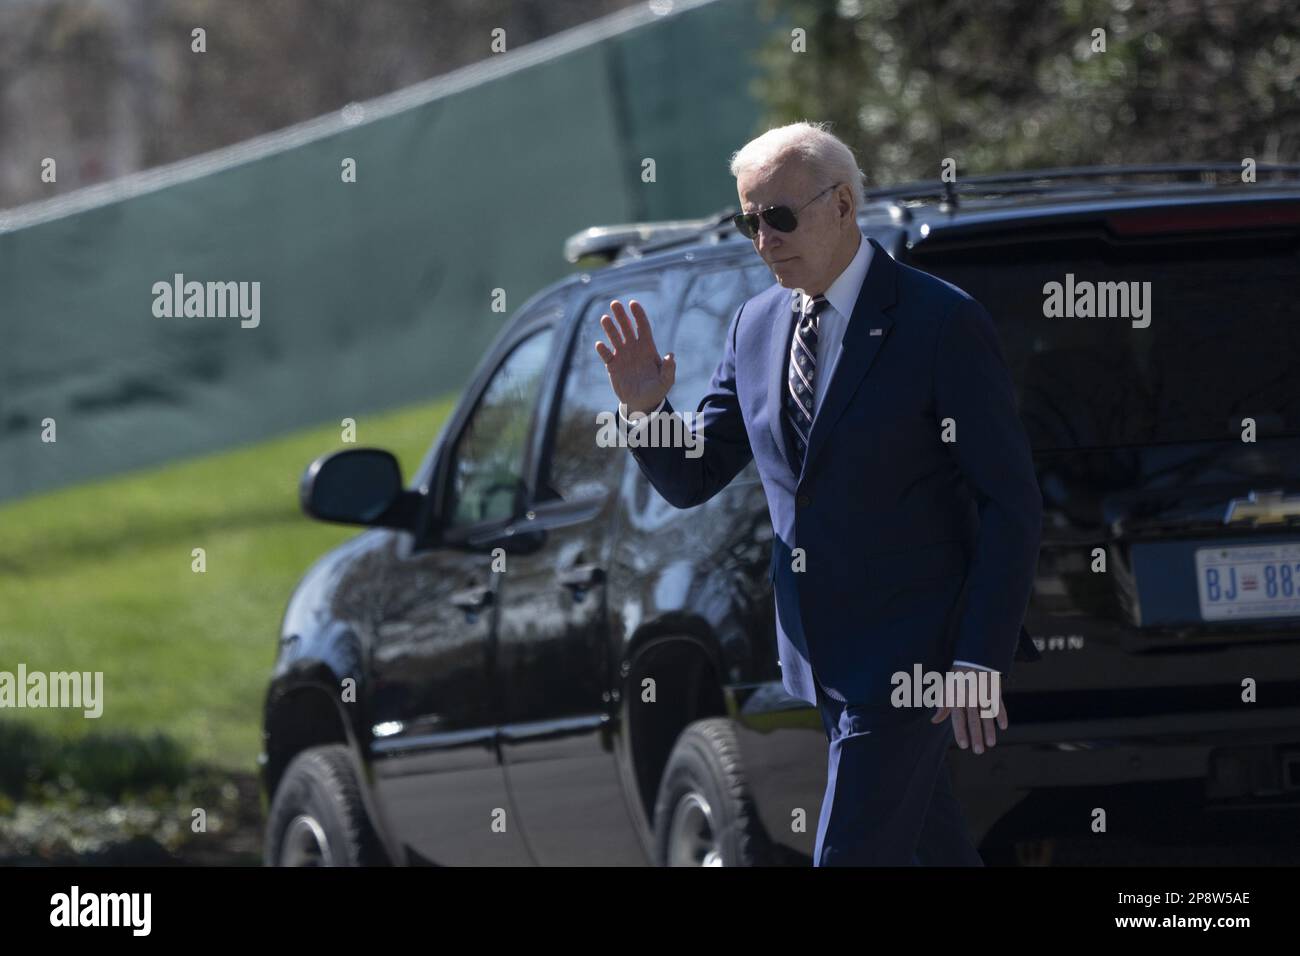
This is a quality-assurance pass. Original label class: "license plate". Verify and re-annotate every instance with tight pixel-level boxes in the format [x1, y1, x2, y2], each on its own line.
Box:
[1195, 542, 1300, 621]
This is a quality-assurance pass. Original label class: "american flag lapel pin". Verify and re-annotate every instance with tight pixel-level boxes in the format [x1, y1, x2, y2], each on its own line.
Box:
[869, 328, 883, 336]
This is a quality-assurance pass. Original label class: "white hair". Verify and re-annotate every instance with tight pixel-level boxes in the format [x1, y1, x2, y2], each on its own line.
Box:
[728, 121, 866, 210]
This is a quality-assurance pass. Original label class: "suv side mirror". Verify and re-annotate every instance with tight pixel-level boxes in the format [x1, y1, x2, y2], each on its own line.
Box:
[300, 448, 422, 530]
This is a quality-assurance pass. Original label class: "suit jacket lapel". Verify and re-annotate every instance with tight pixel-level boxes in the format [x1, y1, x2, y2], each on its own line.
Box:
[797, 237, 899, 482]
[766, 287, 804, 474]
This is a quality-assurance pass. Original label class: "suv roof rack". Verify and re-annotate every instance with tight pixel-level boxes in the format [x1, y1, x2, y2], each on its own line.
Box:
[564, 207, 739, 264]
[564, 164, 1300, 263]
[563, 197, 910, 264]
[868, 163, 1300, 208]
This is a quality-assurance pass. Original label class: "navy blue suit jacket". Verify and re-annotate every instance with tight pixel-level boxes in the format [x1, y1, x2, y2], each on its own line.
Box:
[623, 236, 1042, 713]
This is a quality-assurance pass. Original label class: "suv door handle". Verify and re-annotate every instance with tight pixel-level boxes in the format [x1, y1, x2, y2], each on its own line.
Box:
[558, 564, 605, 589]
[450, 584, 495, 611]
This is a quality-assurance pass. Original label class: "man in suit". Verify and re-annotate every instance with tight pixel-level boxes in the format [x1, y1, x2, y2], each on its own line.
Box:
[595, 122, 1041, 865]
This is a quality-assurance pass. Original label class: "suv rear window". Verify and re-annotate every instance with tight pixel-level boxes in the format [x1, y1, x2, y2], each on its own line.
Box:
[909, 230, 1300, 449]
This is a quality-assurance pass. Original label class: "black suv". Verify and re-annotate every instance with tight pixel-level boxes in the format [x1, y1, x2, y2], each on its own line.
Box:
[261, 165, 1300, 866]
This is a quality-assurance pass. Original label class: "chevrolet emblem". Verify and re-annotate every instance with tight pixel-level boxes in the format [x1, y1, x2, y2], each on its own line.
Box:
[1223, 489, 1300, 526]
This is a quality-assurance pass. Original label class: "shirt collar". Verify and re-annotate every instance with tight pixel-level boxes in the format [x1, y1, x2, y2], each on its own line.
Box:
[798, 232, 872, 318]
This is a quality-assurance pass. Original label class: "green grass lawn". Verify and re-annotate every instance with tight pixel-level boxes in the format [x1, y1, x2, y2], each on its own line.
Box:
[0, 396, 456, 781]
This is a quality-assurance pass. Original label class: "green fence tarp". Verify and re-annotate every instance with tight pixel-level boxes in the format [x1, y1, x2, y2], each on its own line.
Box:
[0, 0, 772, 503]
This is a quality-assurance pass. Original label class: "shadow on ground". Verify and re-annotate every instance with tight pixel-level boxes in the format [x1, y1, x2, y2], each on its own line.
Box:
[0, 721, 263, 865]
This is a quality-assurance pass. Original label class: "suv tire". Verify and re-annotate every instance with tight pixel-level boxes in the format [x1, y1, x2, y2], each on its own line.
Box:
[264, 744, 387, 866]
[652, 717, 774, 866]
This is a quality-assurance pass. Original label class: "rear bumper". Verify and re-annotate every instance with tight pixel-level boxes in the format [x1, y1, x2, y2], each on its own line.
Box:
[733, 685, 1300, 859]
[959, 707, 1300, 794]
[947, 707, 1300, 848]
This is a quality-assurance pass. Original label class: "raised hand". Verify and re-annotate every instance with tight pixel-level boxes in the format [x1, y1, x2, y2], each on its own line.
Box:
[594, 299, 676, 416]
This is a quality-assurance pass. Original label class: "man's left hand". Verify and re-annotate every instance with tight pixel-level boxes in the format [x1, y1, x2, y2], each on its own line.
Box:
[929, 665, 1008, 755]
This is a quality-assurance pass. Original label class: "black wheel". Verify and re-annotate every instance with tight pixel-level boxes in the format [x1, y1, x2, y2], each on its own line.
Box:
[264, 744, 387, 866]
[652, 717, 773, 866]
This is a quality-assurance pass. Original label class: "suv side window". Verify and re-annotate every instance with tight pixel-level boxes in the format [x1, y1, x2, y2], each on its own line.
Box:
[540, 285, 661, 503]
[445, 327, 555, 529]
[671, 262, 774, 411]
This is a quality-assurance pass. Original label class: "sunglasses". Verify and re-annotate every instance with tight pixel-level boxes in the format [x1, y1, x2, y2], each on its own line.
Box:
[732, 182, 842, 239]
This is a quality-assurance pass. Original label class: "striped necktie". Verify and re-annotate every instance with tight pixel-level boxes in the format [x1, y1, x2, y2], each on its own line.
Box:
[785, 293, 829, 468]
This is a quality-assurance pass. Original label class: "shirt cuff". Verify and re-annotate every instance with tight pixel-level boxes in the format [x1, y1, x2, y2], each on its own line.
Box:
[617, 397, 666, 425]
[952, 659, 999, 673]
